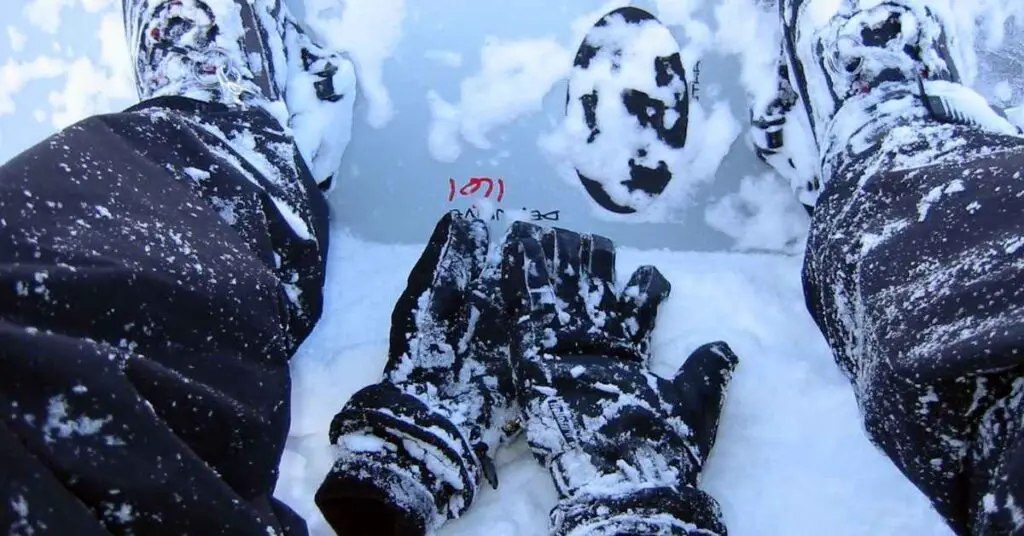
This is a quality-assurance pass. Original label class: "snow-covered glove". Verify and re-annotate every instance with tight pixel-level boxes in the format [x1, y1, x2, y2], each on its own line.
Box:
[501, 222, 738, 536]
[315, 213, 519, 535]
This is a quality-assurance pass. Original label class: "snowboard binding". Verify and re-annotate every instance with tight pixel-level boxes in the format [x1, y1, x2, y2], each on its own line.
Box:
[749, 50, 821, 213]
[279, 11, 357, 191]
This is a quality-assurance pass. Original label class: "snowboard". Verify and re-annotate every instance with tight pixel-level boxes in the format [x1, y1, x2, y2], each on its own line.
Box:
[292, 0, 1023, 252]
[297, 0, 791, 251]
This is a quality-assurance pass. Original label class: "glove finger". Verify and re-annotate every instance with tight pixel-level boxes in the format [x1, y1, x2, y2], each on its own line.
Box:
[580, 233, 616, 282]
[619, 265, 671, 354]
[672, 342, 740, 462]
[390, 213, 485, 359]
[502, 221, 557, 328]
[579, 233, 618, 313]
[464, 261, 508, 354]
[427, 213, 487, 319]
[542, 227, 585, 322]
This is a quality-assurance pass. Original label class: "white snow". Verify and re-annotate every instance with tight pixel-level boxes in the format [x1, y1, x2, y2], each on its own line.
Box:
[0, 57, 68, 115]
[23, 0, 74, 34]
[994, 81, 1014, 103]
[41, 394, 112, 444]
[183, 167, 212, 183]
[0, 5, 133, 133]
[7, 27, 27, 52]
[424, 50, 464, 68]
[427, 37, 573, 162]
[11, 495, 29, 517]
[271, 195, 314, 241]
[654, 0, 703, 27]
[917, 179, 966, 222]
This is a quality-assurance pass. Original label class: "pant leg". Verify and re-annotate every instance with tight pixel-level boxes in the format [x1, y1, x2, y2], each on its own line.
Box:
[803, 114, 1024, 536]
[0, 96, 328, 534]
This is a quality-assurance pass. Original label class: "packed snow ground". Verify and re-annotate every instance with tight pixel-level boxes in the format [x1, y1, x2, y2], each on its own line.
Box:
[1, 0, 1022, 535]
[277, 222, 954, 536]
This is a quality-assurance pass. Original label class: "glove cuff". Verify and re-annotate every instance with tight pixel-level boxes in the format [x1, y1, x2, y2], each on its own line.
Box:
[551, 485, 727, 536]
[969, 379, 1024, 534]
[315, 455, 434, 535]
[316, 383, 482, 534]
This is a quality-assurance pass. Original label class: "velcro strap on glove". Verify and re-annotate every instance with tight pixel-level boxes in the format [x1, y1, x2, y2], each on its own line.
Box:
[319, 383, 482, 531]
[551, 485, 727, 536]
[316, 453, 436, 535]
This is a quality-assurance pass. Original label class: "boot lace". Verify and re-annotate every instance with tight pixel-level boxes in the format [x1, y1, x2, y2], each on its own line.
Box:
[826, 3, 955, 99]
[138, 0, 257, 104]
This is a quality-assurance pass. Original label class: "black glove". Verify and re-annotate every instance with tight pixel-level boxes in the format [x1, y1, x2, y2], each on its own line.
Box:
[316, 213, 519, 535]
[501, 222, 739, 535]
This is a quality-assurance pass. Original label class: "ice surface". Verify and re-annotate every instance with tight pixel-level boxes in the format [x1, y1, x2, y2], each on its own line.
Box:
[428, 37, 573, 163]
[7, 27, 27, 53]
[317, 0, 802, 250]
[704, 172, 809, 253]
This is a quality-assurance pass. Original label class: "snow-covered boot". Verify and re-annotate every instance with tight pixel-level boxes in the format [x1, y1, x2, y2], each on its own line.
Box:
[315, 213, 520, 535]
[749, 50, 821, 211]
[123, 0, 355, 188]
[780, 0, 1020, 186]
[501, 222, 739, 535]
[280, 16, 356, 191]
[124, 0, 287, 112]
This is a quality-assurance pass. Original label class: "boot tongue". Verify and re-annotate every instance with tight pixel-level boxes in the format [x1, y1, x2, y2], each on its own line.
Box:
[859, 9, 927, 84]
[154, 0, 214, 45]
[833, 7, 925, 97]
[860, 11, 907, 48]
[161, 17, 193, 43]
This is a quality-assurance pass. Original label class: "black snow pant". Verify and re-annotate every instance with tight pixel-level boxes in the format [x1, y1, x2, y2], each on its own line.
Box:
[804, 117, 1024, 536]
[0, 97, 328, 535]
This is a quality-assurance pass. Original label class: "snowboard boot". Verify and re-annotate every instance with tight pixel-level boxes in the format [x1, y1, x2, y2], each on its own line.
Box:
[124, 0, 286, 110]
[123, 0, 355, 188]
[749, 50, 821, 212]
[779, 0, 1019, 188]
[280, 16, 357, 191]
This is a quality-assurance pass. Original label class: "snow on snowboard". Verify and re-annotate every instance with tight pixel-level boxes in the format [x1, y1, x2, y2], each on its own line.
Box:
[319, 0, 803, 252]
[307, 0, 1022, 252]
[568, 7, 690, 215]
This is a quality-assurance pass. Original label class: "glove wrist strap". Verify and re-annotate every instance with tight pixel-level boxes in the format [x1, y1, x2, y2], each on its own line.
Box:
[551, 485, 727, 536]
[318, 383, 483, 531]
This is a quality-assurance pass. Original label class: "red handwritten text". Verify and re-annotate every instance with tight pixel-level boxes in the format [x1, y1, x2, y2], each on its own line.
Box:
[448, 177, 505, 203]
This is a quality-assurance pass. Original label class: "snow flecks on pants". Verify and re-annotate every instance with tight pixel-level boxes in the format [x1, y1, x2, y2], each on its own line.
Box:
[806, 114, 1024, 531]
